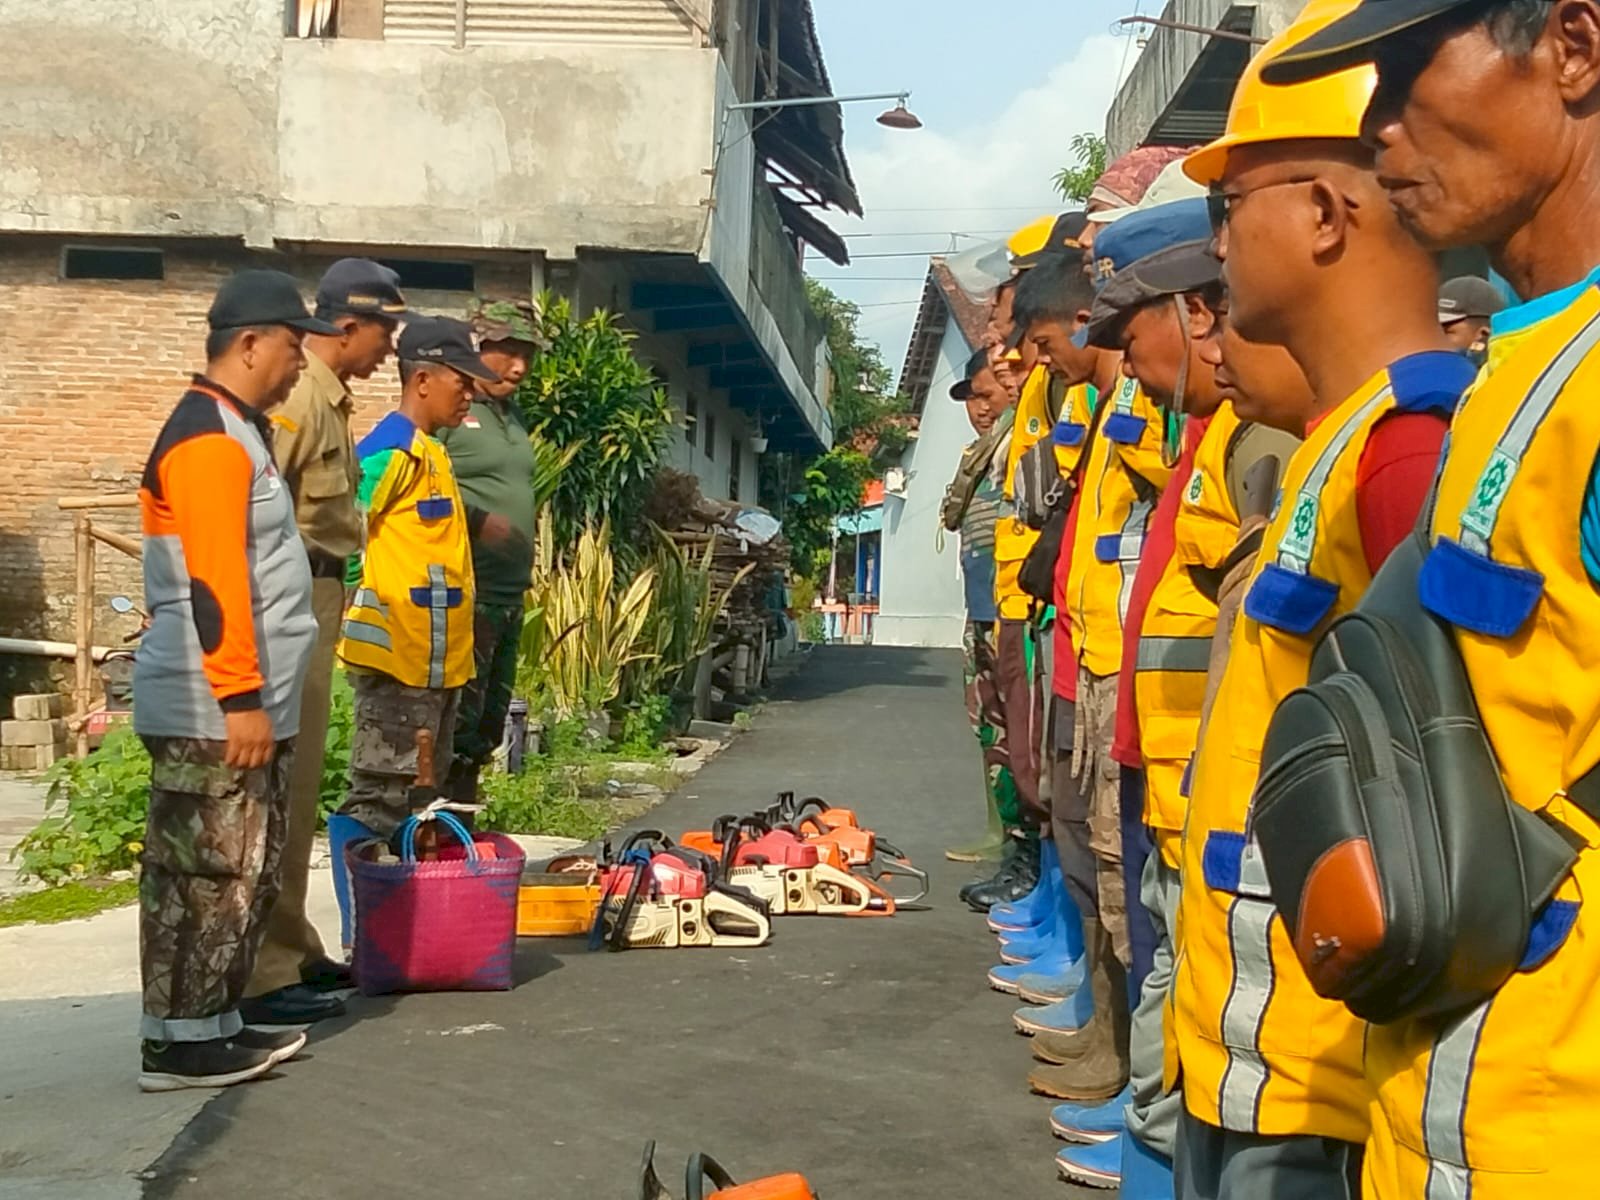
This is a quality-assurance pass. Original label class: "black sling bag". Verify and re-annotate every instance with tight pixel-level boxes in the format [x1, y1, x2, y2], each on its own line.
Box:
[1251, 526, 1588, 1024]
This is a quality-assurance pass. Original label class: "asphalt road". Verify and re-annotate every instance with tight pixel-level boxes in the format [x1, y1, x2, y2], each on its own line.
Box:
[140, 646, 1100, 1199]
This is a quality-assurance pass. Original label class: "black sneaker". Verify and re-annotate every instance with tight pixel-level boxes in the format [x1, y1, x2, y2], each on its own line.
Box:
[240, 984, 346, 1026]
[138, 1037, 276, 1093]
[233, 1026, 308, 1065]
[300, 956, 355, 993]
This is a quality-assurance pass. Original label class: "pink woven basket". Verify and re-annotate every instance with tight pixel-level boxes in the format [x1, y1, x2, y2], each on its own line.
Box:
[350, 813, 525, 996]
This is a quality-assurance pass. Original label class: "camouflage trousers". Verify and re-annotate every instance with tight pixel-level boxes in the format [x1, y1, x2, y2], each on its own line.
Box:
[1072, 667, 1128, 967]
[139, 736, 294, 1043]
[336, 670, 459, 840]
[963, 620, 1020, 827]
[445, 601, 522, 802]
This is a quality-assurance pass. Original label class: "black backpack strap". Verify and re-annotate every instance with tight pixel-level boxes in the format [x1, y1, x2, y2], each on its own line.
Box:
[1562, 762, 1600, 831]
[1188, 524, 1267, 605]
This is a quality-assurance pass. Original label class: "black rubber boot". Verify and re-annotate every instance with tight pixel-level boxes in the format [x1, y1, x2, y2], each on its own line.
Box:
[964, 833, 1041, 912]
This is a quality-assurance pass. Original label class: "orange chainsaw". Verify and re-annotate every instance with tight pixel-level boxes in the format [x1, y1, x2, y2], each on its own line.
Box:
[639, 1140, 815, 1200]
[768, 793, 929, 909]
[591, 832, 771, 950]
[678, 813, 889, 916]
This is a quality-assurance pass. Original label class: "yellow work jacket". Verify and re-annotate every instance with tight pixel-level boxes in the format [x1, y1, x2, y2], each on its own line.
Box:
[338, 412, 475, 690]
[1171, 356, 1466, 1142]
[1067, 377, 1170, 677]
[1134, 405, 1243, 868]
[1363, 283, 1600, 1200]
[994, 367, 1054, 620]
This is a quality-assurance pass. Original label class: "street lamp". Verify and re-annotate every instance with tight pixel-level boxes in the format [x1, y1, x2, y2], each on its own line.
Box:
[726, 91, 923, 130]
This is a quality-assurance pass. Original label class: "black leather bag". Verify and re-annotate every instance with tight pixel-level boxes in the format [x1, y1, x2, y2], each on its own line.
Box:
[1252, 529, 1582, 1024]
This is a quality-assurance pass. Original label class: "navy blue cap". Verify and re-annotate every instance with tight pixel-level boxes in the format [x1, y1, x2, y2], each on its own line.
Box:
[316, 258, 409, 320]
[1086, 198, 1220, 348]
[1090, 198, 1214, 293]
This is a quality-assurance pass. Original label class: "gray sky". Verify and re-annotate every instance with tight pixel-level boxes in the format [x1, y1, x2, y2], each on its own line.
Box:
[807, 0, 1155, 385]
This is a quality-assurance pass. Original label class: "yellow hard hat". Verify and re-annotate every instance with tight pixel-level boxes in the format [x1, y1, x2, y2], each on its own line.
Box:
[1182, 0, 1377, 186]
[1008, 214, 1057, 260]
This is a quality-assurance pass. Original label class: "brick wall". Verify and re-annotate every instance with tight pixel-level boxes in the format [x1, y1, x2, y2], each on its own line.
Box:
[0, 235, 528, 655]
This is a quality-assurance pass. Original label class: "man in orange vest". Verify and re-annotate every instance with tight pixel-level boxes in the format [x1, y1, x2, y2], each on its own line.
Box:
[1264, 2, 1600, 1195]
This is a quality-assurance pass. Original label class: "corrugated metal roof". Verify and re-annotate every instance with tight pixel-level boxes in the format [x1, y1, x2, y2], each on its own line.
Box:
[897, 257, 993, 416]
[383, 0, 701, 45]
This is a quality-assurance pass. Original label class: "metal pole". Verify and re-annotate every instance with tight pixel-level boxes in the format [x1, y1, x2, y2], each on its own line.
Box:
[454, 0, 467, 49]
[725, 91, 910, 112]
[1117, 15, 1267, 45]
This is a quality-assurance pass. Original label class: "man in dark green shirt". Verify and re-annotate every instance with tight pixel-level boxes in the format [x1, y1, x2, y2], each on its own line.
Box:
[440, 299, 543, 800]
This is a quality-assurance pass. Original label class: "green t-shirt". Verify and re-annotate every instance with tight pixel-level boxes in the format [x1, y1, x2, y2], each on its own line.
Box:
[439, 398, 538, 604]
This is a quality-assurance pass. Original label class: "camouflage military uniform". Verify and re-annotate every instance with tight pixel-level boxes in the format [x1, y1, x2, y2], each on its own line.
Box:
[963, 620, 1021, 827]
[336, 670, 459, 838]
[440, 297, 543, 801]
[139, 736, 294, 1042]
[447, 602, 522, 798]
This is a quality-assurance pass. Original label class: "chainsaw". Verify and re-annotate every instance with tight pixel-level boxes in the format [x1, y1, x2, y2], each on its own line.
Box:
[715, 815, 873, 917]
[592, 832, 772, 950]
[768, 793, 930, 909]
[639, 1140, 815, 1200]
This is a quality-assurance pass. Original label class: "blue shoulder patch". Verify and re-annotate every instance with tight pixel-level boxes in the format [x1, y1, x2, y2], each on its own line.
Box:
[1387, 350, 1478, 415]
[356, 411, 419, 460]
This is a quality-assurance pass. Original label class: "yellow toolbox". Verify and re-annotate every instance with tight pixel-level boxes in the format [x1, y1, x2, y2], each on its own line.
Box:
[517, 870, 601, 937]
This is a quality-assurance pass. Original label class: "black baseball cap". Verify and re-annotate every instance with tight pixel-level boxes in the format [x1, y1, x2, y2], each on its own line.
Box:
[1261, 0, 1474, 85]
[398, 316, 501, 384]
[1438, 276, 1508, 324]
[206, 270, 339, 335]
[1011, 212, 1091, 270]
[316, 258, 410, 320]
[949, 348, 992, 401]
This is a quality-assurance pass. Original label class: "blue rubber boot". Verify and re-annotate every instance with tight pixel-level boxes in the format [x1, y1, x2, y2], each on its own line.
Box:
[327, 814, 377, 951]
[1011, 962, 1094, 1032]
[1055, 1130, 1126, 1190]
[1048, 1084, 1132, 1143]
[1118, 1130, 1176, 1200]
[996, 924, 1058, 964]
[987, 837, 1058, 932]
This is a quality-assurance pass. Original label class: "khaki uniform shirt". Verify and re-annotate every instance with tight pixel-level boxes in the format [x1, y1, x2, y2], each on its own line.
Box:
[270, 353, 361, 561]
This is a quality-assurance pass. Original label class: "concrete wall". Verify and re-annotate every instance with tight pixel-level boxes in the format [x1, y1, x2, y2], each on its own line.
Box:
[0, 0, 286, 243]
[0, 237, 527, 644]
[872, 313, 971, 650]
[275, 38, 717, 256]
[1106, 0, 1303, 156]
[0, 0, 717, 258]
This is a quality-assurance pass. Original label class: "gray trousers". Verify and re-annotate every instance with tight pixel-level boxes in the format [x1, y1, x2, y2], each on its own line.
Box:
[1175, 1111, 1363, 1200]
[1126, 850, 1182, 1157]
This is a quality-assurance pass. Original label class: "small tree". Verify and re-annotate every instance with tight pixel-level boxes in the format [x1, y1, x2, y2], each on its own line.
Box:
[763, 282, 908, 578]
[1053, 132, 1110, 203]
[517, 293, 675, 551]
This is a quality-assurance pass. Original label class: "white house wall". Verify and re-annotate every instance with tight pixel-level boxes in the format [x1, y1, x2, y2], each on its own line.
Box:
[874, 311, 971, 649]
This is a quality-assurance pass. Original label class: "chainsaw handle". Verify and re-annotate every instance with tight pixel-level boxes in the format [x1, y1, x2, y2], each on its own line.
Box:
[686, 1153, 739, 1200]
[790, 796, 830, 824]
[618, 829, 669, 856]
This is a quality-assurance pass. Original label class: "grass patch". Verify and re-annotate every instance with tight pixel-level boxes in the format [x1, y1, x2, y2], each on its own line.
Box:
[0, 878, 139, 928]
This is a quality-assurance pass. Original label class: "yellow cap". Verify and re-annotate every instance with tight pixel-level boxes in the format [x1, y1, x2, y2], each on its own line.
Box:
[1182, 0, 1377, 186]
[1008, 214, 1057, 260]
